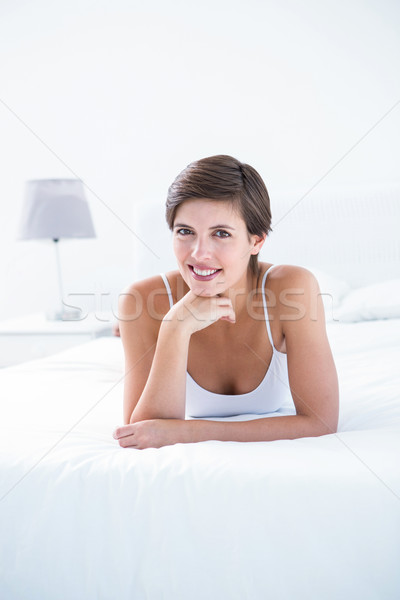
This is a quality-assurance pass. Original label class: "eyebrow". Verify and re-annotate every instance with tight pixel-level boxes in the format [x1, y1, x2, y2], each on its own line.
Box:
[174, 223, 236, 230]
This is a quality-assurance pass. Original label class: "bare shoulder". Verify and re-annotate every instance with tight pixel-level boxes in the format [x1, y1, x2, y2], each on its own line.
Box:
[119, 272, 180, 322]
[262, 263, 319, 290]
[260, 264, 324, 341]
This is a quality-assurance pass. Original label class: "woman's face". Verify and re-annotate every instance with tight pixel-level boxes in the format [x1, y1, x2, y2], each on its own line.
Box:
[172, 198, 264, 296]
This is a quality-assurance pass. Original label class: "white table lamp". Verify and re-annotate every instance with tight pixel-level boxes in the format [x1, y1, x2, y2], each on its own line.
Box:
[17, 179, 96, 320]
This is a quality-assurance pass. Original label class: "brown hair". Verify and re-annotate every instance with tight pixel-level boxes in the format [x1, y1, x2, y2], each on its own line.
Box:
[165, 154, 272, 275]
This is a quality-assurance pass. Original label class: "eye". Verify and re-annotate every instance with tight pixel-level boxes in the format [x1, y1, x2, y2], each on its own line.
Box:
[175, 228, 193, 236]
[214, 230, 231, 238]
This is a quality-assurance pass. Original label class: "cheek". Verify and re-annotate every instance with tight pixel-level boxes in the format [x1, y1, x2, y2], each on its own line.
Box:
[172, 239, 186, 258]
[173, 240, 192, 273]
[221, 243, 249, 265]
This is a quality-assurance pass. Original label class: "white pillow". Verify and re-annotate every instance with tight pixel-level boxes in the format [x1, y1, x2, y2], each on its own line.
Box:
[336, 279, 400, 322]
[304, 266, 351, 321]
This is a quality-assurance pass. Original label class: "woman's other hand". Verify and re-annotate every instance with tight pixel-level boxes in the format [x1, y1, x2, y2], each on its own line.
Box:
[113, 419, 185, 449]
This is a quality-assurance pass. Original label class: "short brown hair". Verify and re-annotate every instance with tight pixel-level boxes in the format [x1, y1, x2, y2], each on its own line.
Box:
[165, 154, 272, 275]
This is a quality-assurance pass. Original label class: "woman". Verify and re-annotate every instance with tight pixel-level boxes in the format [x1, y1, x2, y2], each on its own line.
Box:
[113, 155, 339, 449]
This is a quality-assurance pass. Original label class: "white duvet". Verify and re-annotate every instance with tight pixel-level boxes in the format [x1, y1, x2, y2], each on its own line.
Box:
[0, 319, 399, 600]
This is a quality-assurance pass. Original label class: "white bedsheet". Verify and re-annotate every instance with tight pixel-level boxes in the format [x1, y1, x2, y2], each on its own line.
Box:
[0, 320, 399, 600]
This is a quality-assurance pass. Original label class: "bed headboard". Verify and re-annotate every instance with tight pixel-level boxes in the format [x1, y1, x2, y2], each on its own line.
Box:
[133, 183, 400, 288]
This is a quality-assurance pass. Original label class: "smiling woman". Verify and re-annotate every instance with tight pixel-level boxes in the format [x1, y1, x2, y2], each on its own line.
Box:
[113, 155, 339, 449]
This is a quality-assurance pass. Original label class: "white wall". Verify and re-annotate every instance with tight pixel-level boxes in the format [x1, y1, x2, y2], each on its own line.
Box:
[1, 0, 399, 319]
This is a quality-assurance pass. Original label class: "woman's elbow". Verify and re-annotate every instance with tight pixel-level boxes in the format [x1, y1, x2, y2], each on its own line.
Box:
[311, 414, 338, 437]
[129, 410, 145, 424]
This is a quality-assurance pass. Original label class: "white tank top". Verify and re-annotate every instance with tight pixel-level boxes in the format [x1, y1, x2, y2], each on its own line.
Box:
[160, 266, 292, 418]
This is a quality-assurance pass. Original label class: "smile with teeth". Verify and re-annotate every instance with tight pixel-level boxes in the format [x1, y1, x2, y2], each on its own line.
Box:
[193, 267, 219, 276]
[189, 265, 222, 280]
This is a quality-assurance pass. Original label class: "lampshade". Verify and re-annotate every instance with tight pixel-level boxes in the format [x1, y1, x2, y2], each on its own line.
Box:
[17, 179, 96, 240]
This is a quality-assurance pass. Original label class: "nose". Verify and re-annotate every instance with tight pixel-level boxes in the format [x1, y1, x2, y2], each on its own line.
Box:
[191, 236, 213, 262]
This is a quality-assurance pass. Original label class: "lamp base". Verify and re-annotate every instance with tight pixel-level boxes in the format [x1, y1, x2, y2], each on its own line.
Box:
[46, 307, 83, 321]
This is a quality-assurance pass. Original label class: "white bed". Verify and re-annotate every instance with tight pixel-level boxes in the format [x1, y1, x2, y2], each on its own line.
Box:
[1, 185, 400, 599]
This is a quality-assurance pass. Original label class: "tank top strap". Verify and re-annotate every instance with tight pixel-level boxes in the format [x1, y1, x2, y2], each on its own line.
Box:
[261, 265, 277, 350]
[160, 273, 174, 309]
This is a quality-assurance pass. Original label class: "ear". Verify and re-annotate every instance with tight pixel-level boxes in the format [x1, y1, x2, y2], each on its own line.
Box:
[250, 233, 267, 255]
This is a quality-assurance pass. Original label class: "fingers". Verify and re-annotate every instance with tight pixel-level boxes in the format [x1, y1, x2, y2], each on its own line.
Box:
[190, 304, 234, 328]
[219, 314, 236, 323]
[113, 425, 136, 446]
[113, 425, 132, 439]
[167, 292, 236, 333]
[118, 436, 137, 448]
[214, 297, 236, 323]
[191, 294, 235, 321]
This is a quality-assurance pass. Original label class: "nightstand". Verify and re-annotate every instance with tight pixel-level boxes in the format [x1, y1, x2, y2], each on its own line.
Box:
[0, 313, 114, 367]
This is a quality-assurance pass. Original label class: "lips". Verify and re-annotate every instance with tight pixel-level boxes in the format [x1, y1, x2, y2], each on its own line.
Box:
[188, 265, 222, 281]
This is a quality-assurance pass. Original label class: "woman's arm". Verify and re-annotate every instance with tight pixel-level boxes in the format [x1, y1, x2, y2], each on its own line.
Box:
[113, 413, 334, 449]
[127, 319, 191, 423]
[279, 266, 339, 435]
[119, 278, 189, 424]
[119, 277, 235, 425]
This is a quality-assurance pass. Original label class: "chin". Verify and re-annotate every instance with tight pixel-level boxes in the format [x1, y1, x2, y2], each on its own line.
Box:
[189, 285, 216, 297]
[192, 281, 228, 297]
